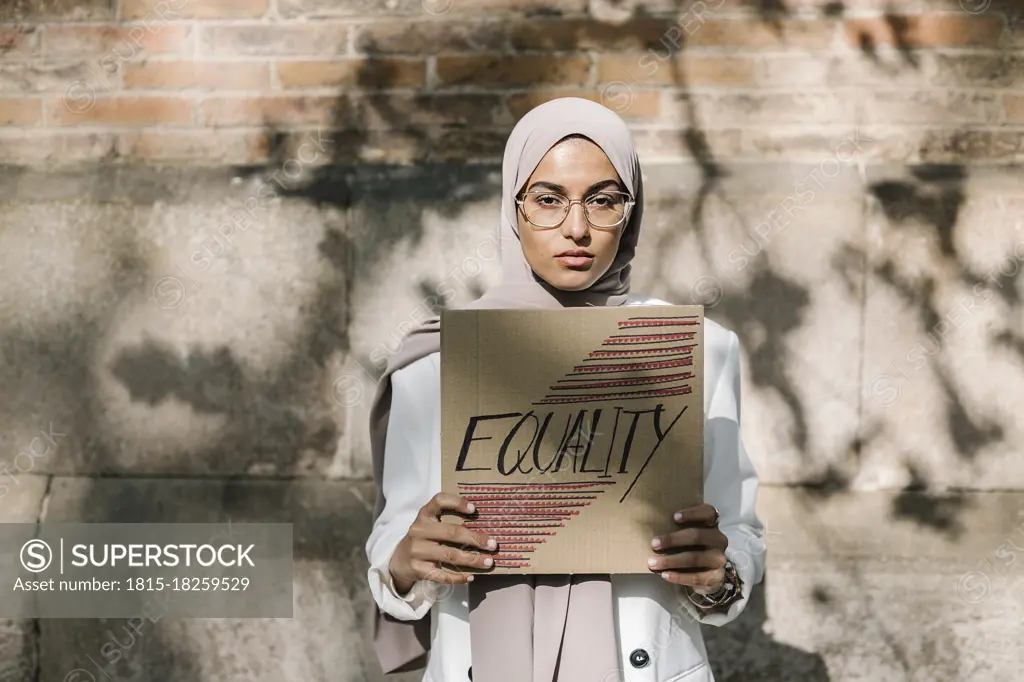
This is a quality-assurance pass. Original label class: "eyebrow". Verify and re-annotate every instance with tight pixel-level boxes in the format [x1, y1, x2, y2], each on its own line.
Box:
[525, 179, 624, 194]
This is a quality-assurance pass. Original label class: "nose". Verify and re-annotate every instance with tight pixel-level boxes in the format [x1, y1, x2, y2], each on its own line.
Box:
[560, 201, 590, 241]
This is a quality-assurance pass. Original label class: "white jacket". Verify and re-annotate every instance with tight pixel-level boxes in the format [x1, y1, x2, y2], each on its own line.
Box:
[365, 295, 766, 682]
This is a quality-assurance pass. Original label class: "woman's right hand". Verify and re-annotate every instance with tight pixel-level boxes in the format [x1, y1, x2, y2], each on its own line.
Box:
[389, 492, 498, 595]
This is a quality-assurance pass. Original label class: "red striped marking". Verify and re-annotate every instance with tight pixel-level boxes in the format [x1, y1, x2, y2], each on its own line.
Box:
[494, 562, 531, 567]
[463, 523, 565, 529]
[572, 358, 692, 373]
[468, 499, 589, 503]
[458, 483, 610, 492]
[552, 372, 693, 391]
[618, 319, 699, 328]
[538, 386, 691, 404]
[588, 345, 695, 358]
[475, 520, 575, 524]
[472, 510, 578, 516]
[468, 528, 557, 532]
[606, 332, 695, 344]
[463, 495, 597, 502]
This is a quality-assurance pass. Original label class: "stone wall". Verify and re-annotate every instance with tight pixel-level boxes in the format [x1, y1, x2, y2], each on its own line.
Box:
[0, 158, 1022, 681]
[2, 161, 1020, 491]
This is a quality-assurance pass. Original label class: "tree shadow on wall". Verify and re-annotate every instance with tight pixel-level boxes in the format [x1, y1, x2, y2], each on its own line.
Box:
[103, 217, 356, 478]
[8, 1, 1013, 680]
[672, 0, 1023, 536]
[856, 164, 1019, 531]
[144, 0, 1014, 678]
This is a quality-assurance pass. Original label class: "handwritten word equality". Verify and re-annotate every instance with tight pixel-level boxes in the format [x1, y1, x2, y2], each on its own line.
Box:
[454, 403, 687, 503]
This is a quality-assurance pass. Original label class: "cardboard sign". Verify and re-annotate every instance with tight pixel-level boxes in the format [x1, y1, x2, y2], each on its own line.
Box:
[440, 305, 704, 574]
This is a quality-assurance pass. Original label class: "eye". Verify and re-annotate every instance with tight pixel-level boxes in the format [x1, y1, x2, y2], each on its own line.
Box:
[534, 193, 567, 206]
[587, 192, 623, 207]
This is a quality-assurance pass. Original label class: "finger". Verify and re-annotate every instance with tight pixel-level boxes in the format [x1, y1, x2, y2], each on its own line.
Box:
[659, 567, 725, 589]
[417, 520, 497, 551]
[420, 543, 496, 570]
[672, 503, 719, 527]
[647, 549, 725, 573]
[412, 559, 474, 584]
[420, 492, 476, 520]
[651, 528, 728, 552]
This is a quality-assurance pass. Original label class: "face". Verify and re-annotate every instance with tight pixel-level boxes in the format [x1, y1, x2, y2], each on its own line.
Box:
[516, 136, 630, 292]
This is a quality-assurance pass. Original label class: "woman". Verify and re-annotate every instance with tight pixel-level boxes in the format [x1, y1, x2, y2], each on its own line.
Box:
[365, 97, 765, 682]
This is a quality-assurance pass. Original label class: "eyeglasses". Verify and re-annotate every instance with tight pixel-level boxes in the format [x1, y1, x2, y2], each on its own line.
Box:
[515, 190, 634, 230]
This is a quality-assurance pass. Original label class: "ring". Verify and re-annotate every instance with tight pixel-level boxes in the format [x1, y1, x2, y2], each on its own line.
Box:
[709, 505, 720, 527]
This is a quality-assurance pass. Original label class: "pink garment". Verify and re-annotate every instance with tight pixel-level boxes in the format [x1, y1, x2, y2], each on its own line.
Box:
[369, 97, 644, 681]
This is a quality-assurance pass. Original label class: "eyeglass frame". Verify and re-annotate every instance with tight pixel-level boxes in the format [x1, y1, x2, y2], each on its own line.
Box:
[514, 189, 635, 230]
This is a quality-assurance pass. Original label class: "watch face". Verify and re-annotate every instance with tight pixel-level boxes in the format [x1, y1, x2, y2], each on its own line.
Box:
[718, 563, 743, 602]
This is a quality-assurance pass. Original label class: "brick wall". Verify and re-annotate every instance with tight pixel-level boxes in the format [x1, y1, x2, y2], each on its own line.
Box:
[0, 0, 1020, 166]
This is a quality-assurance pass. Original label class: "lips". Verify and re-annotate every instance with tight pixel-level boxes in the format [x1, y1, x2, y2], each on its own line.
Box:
[555, 249, 595, 268]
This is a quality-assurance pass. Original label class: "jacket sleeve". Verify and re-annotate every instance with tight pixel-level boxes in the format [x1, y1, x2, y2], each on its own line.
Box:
[681, 330, 766, 626]
[365, 354, 440, 621]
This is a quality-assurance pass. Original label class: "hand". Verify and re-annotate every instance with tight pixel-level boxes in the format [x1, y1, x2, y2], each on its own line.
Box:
[389, 492, 497, 595]
[647, 503, 728, 594]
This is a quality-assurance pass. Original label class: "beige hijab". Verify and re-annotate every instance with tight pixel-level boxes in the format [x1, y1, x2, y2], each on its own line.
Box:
[368, 97, 644, 681]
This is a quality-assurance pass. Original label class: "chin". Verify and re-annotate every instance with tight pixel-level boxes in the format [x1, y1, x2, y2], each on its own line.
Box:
[542, 270, 600, 292]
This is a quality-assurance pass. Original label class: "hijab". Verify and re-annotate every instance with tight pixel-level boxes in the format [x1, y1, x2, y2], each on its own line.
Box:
[368, 97, 644, 681]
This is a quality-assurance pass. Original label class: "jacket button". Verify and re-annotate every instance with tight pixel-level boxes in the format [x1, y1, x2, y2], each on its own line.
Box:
[629, 648, 651, 668]
[467, 666, 472, 680]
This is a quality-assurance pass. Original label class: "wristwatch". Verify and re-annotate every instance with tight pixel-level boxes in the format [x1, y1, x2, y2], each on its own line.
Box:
[686, 560, 743, 612]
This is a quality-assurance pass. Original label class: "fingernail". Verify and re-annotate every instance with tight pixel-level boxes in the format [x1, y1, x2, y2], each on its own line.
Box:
[467, 575, 475, 582]
[484, 557, 493, 567]
[674, 512, 683, 522]
[647, 557, 657, 567]
[467, 503, 475, 512]
[487, 539, 496, 549]
[661, 572, 671, 580]
[651, 537, 661, 549]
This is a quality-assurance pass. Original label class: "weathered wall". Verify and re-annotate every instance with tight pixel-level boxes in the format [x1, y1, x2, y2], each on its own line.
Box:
[1, 158, 1022, 682]
[1, 161, 1021, 491]
[1, 0, 1023, 680]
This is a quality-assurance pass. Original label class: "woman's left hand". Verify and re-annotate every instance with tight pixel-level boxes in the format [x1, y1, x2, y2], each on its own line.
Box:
[648, 503, 728, 594]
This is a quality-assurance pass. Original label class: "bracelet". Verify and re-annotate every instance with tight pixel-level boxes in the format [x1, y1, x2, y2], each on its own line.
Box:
[686, 560, 743, 610]
[687, 583, 732, 608]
